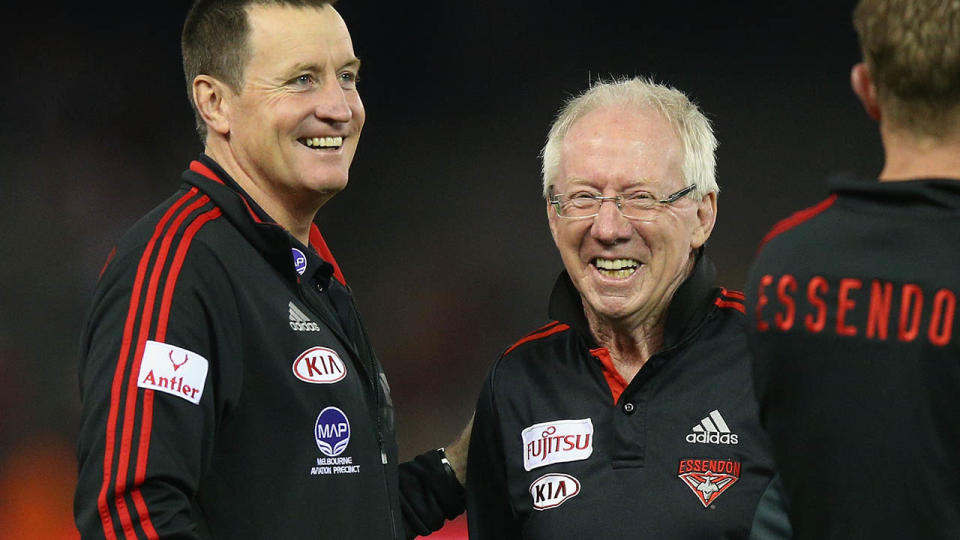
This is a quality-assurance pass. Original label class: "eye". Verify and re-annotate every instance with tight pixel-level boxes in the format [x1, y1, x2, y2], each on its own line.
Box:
[564, 191, 600, 209]
[338, 70, 359, 87]
[567, 190, 599, 200]
[292, 74, 315, 87]
[624, 191, 655, 201]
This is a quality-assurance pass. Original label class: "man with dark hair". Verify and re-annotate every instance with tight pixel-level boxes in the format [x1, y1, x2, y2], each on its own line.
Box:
[74, 1, 464, 538]
[746, 1, 960, 538]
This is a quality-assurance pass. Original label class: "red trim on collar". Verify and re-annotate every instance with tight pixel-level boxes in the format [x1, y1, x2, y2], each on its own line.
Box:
[590, 347, 628, 405]
[715, 288, 746, 313]
[309, 224, 345, 286]
[188, 160, 346, 286]
[189, 160, 263, 224]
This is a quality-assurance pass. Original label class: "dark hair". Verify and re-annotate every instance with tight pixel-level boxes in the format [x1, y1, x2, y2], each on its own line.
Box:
[181, 0, 339, 140]
[854, 0, 960, 136]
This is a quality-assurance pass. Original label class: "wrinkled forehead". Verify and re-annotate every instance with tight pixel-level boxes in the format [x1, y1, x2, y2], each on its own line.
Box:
[557, 105, 684, 191]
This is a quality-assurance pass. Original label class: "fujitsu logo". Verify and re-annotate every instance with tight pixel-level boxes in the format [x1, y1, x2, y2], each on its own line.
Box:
[522, 418, 593, 471]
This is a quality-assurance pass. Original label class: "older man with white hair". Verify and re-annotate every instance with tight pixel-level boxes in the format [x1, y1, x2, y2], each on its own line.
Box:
[466, 77, 790, 539]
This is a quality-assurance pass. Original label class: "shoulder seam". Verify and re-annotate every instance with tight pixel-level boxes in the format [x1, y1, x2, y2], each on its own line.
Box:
[757, 194, 838, 252]
[503, 322, 570, 356]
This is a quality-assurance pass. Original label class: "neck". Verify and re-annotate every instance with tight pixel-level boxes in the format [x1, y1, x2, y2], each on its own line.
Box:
[205, 143, 318, 245]
[878, 125, 960, 182]
[586, 308, 665, 384]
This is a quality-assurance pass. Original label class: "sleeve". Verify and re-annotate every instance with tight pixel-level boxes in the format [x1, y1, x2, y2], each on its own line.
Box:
[398, 449, 465, 539]
[74, 236, 241, 540]
[465, 368, 523, 540]
[748, 473, 793, 540]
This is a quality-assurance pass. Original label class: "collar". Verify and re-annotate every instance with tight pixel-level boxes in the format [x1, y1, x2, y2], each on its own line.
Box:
[547, 249, 718, 350]
[183, 154, 345, 288]
[828, 174, 960, 214]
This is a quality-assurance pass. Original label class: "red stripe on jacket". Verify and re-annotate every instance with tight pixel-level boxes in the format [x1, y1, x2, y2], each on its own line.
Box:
[757, 195, 837, 252]
[503, 323, 570, 356]
[130, 206, 222, 540]
[114, 194, 211, 538]
[97, 188, 200, 540]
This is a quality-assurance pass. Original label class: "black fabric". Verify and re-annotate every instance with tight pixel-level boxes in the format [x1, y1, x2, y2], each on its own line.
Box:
[468, 254, 789, 539]
[74, 157, 459, 539]
[399, 449, 466, 539]
[746, 176, 960, 539]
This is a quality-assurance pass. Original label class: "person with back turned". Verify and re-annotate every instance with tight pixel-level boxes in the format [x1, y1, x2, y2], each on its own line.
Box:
[746, 1, 960, 537]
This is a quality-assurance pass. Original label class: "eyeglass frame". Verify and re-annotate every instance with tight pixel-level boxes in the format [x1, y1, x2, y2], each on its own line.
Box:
[548, 184, 698, 220]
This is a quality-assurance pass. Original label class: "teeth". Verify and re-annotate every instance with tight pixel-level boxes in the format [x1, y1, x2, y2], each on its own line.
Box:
[593, 258, 639, 278]
[302, 136, 343, 148]
[593, 258, 639, 270]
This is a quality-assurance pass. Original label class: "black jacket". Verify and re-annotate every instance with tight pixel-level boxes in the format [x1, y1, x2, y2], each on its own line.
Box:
[467, 255, 790, 539]
[746, 176, 960, 539]
[75, 156, 461, 539]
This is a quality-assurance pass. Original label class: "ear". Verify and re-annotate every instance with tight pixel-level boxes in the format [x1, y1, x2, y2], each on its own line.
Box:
[850, 62, 881, 122]
[690, 191, 717, 249]
[192, 75, 234, 138]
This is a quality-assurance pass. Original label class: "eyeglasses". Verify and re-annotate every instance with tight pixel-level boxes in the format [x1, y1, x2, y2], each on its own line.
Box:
[549, 184, 697, 221]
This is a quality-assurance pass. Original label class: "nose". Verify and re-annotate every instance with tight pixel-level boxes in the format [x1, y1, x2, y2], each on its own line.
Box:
[590, 198, 632, 244]
[314, 74, 352, 123]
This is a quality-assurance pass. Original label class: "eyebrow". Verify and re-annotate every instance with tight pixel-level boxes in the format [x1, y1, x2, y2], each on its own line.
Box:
[288, 57, 362, 75]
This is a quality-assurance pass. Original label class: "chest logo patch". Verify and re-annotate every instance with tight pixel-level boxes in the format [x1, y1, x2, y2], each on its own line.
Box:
[677, 458, 741, 507]
[293, 347, 347, 384]
[522, 418, 593, 471]
[289, 302, 321, 332]
[530, 473, 580, 510]
[315, 406, 351, 457]
[137, 340, 208, 405]
[292, 248, 307, 276]
[686, 409, 739, 444]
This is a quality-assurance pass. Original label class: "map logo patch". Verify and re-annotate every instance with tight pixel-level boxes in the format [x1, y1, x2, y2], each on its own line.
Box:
[314, 407, 351, 457]
[529, 473, 581, 510]
[677, 458, 740, 507]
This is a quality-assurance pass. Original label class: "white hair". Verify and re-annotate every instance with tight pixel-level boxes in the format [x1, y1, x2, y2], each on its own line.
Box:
[541, 76, 719, 200]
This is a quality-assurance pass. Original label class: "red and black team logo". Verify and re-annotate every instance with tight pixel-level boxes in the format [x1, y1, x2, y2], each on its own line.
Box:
[677, 458, 741, 508]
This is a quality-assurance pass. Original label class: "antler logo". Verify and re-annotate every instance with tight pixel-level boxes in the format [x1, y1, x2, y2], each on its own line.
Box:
[169, 350, 189, 371]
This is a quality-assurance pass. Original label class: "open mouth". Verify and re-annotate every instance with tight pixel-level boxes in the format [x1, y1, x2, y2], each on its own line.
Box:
[298, 136, 343, 150]
[592, 258, 640, 278]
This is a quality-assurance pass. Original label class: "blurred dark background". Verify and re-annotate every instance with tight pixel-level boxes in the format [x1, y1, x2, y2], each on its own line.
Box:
[0, 0, 880, 536]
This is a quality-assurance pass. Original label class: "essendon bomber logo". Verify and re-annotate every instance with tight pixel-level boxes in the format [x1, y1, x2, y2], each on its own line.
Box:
[521, 418, 593, 471]
[677, 458, 740, 507]
[293, 347, 347, 384]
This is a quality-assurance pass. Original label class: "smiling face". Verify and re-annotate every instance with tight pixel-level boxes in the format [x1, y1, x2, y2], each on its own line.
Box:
[548, 104, 716, 330]
[224, 4, 364, 211]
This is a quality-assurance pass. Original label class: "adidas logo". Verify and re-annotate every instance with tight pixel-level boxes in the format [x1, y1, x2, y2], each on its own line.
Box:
[685, 410, 739, 444]
[289, 302, 321, 332]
